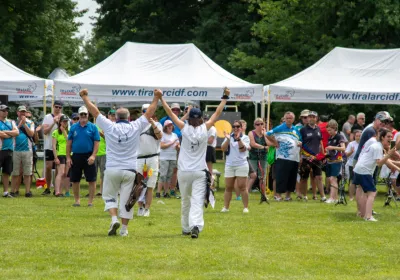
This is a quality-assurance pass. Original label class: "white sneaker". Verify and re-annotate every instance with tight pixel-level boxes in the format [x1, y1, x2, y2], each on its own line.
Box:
[243, 208, 249, 213]
[137, 207, 144, 217]
[143, 209, 150, 217]
[108, 221, 120, 236]
[365, 216, 378, 222]
[221, 207, 229, 213]
[320, 197, 327, 202]
[120, 230, 129, 236]
[325, 198, 335, 204]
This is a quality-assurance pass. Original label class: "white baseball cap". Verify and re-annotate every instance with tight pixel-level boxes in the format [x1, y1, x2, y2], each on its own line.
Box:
[78, 106, 88, 114]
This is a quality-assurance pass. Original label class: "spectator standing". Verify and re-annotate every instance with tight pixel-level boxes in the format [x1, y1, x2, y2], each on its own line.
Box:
[95, 111, 107, 197]
[350, 113, 365, 141]
[108, 109, 116, 122]
[137, 104, 163, 217]
[42, 101, 63, 195]
[325, 120, 345, 203]
[52, 115, 70, 197]
[0, 105, 19, 197]
[266, 111, 302, 201]
[295, 109, 309, 129]
[66, 106, 100, 207]
[79, 88, 161, 236]
[157, 120, 179, 198]
[299, 111, 326, 201]
[205, 114, 217, 187]
[221, 120, 251, 213]
[345, 130, 361, 201]
[160, 103, 182, 196]
[70, 113, 79, 126]
[342, 115, 355, 141]
[11, 106, 35, 197]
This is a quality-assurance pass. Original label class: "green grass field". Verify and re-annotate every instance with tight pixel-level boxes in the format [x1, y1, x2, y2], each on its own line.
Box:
[1, 160, 399, 279]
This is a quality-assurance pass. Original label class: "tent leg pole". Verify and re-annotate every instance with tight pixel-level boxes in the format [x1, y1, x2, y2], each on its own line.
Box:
[266, 89, 271, 193]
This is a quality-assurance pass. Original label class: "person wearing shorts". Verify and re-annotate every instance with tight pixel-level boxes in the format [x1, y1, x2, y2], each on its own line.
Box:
[0, 105, 19, 197]
[11, 106, 34, 197]
[136, 103, 163, 217]
[52, 115, 70, 197]
[42, 101, 63, 195]
[67, 106, 100, 207]
[353, 128, 395, 221]
[158, 120, 179, 198]
[324, 119, 346, 204]
[221, 120, 251, 213]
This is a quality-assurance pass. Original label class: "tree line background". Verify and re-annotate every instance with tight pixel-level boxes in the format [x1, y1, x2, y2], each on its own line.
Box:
[1, 0, 400, 126]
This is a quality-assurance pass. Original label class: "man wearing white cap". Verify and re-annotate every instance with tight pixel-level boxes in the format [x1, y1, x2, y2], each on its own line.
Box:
[136, 104, 163, 217]
[66, 106, 100, 207]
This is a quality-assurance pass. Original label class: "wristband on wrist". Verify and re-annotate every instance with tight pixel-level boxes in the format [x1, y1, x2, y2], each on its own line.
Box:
[221, 95, 230, 100]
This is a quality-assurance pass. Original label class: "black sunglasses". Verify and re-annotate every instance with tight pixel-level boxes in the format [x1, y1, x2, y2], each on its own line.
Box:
[232, 125, 241, 128]
[255, 123, 263, 126]
[0, 110, 8, 112]
[26, 116, 32, 119]
[80, 113, 87, 116]
[54, 106, 62, 109]
[73, 117, 79, 121]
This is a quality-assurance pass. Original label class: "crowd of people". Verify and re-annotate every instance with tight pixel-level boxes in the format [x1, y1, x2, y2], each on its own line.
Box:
[1, 91, 399, 238]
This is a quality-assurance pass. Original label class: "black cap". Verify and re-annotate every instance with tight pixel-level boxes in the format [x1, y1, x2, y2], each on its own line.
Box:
[60, 115, 69, 122]
[189, 108, 202, 119]
[54, 100, 63, 107]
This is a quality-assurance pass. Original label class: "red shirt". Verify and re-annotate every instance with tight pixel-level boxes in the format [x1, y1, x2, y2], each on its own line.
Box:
[318, 122, 329, 148]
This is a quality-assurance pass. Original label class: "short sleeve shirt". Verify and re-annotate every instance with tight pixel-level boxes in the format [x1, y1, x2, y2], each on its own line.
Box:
[326, 133, 345, 163]
[207, 126, 217, 148]
[68, 122, 100, 154]
[96, 114, 149, 170]
[223, 134, 251, 166]
[0, 119, 15, 151]
[267, 123, 302, 162]
[354, 126, 376, 161]
[43, 114, 58, 150]
[52, 130, 68, 156]
[300, 125, 322, 156]
[160, 132, 179, 160]
[160, 116, 182, 138]
[354, 141, 383, 175]
[14, 119, 34, 152]
[178, 123, 208, 171]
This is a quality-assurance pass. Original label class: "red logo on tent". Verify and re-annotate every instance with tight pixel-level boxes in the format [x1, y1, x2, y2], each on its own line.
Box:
[60, 85, 81, 96]
[233, 89, 254, 100]
[16, 83, 37, 94]
[275, 89, 295, 100]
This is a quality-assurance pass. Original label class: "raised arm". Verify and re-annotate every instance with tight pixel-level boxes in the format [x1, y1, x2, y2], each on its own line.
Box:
[160, 97, 185, 130]
[79, 89, 100, 118]
[205, 88, 230, 130]
[144, 89, 162, 120]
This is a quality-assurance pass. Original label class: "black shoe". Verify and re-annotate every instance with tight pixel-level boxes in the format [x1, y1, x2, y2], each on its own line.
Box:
[163, 193, 171, 198]
[156, 193, 161, 198]
[25, 192, 33, 198]
[9, 192, 17, 197]
[191, 226, 199, 239]
[42, 189, 51, 195]
[182, 231, 191, 236]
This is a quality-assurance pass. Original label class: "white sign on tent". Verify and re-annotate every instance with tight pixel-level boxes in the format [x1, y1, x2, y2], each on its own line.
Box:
[54, 42, 263, 102]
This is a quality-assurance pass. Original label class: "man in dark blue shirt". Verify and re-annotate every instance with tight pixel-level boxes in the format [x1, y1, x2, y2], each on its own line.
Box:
[67, 106, 100, 207]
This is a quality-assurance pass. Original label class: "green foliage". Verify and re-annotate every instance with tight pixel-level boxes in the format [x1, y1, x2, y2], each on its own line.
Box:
[1, 160, 400, 279]
[0, 0, 86, 77]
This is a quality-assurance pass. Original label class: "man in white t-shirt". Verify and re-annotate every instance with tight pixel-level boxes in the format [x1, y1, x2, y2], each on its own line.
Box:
[136, 103, 163, 217]
[79, 88, 162, 237]
[41, 101, 63, 195]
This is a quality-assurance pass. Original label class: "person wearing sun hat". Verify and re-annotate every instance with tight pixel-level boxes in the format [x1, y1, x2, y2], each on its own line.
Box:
[0, 104, 19, 198]
[11, 105, 35, 197]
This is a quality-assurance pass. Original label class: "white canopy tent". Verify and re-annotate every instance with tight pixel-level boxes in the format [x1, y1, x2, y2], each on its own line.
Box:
[0, 55, 47, 98]
[54, 42, 263, 102]
[267, 47, 400, 105]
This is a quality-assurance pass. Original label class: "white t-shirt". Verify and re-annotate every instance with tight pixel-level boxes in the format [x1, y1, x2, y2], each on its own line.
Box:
[207, 126, 217, 148]
[357, 137, 377, 160]
[345, 141, 359, 167]
[138, 122, 162, 156]
[42, 113, 59, 150]
[393, 131, 400, 142]
[96, 114, 149, 170]
[178, 123, 208, 171]
[354, 141, 383, 175]
[160, 132, 179, 160]
[222, 134, 251, 167]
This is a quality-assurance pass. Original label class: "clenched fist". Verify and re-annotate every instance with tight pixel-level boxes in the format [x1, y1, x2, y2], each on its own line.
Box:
[79, 89, 89, 97]
[154, 89, 163, 99]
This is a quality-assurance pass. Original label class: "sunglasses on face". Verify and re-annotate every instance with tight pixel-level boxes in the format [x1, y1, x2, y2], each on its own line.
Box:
[255, 123, 263, 126]
[26, 116, 32, 119]
[54, 106, 62, 109]
[80, 113, 87, 116]
[232, 125, 241, 128]
[73, 118, 79, 121]
[0, 110, 8, 112]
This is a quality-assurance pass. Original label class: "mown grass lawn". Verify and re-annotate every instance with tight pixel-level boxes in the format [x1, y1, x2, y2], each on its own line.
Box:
[1, 160, 399, 279]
